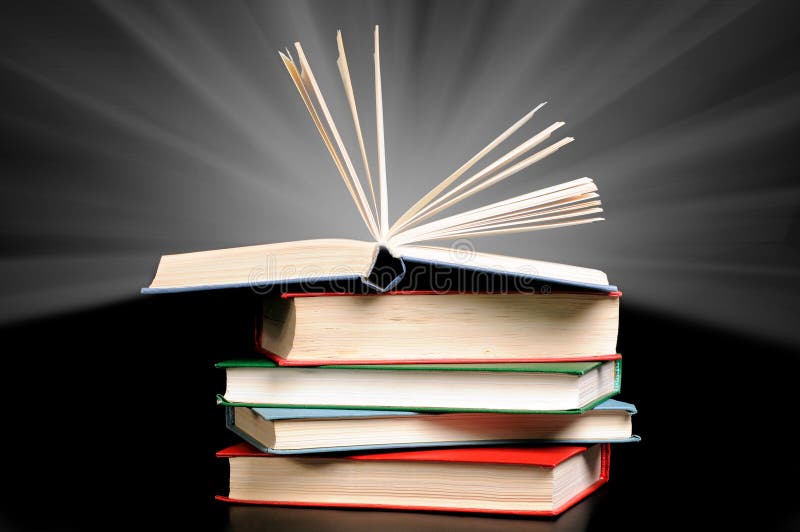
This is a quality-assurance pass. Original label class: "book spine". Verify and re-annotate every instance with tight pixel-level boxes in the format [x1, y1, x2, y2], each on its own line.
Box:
[224, 407, 273, 454]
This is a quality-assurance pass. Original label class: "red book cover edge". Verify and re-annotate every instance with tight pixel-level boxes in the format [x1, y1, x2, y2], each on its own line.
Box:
[216, 441, 588, 466]
[257, 346, 622, 366]
[281, 290, 622, 299]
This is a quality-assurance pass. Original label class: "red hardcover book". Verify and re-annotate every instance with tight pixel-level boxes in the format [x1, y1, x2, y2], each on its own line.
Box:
[256, 290, 621, 366]
[216, 442, 610, 516]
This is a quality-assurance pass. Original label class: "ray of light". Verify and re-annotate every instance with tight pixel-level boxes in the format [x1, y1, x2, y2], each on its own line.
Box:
[0, 0, 798, 347]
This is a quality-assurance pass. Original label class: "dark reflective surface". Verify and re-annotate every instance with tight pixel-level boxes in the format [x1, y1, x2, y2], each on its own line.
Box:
[224, 492, 598, 532]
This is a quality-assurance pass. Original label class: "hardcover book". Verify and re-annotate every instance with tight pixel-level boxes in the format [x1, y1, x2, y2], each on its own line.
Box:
[258, 290, 620, 365]
[225, 398, 639, 454]
[216, 442, 610, 516]
[217, 358, 622, 413]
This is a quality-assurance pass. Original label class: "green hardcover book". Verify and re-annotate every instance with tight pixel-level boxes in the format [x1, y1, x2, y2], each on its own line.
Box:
[216, 358, 622, 414]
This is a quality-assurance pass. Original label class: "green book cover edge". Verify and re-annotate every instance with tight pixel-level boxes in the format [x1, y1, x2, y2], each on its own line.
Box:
[215, 358, 605, 374]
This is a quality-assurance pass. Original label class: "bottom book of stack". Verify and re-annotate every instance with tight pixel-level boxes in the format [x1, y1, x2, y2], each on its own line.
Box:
[217, 442, 610, 516]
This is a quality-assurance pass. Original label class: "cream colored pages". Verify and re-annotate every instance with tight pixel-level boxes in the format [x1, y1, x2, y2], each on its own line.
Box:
[337, 30, 378, 216]
[374, 26, 389, 240]
[390, 103, 548, 233]
[279, 51, 379, 240]
[148, 239, 376, 290]
[294, 43, 380, 239]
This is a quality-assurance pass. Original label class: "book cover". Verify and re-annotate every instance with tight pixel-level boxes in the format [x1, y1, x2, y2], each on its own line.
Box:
[255, 290, 622, 366]
[224, 398, 640, 454]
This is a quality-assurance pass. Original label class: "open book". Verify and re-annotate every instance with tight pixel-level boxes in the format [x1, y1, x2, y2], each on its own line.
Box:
[144, 26, 613, 294]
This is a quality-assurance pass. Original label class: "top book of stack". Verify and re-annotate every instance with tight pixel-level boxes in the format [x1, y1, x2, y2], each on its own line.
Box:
[142, 26, 615, 296]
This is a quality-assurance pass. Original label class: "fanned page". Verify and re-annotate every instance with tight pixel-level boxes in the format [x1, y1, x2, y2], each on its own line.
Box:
[374, 26, 389, 240]
[279, 48, 379, 240]
[336, 31, 378, 217]
[281, 26, 604, 249]
[142, 26, 614, 295]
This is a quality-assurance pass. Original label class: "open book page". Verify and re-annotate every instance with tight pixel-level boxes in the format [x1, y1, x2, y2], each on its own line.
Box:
[146, 239, 377, 291]
[279, 48, 380, 240]
[374, 26, 389, 240]
[389, 106, 547, 233]
[337, 31, 378, 217]
[391, 244, 610, 287]
[389, 179, 603, 245]
[280, 26, 605, 250]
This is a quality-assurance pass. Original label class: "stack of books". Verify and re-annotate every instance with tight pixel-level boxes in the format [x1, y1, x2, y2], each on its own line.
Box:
[212, 288, 637, 516]
[143, 26, 638, 517]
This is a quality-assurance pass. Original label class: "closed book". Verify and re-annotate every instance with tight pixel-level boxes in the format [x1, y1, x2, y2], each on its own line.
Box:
[225, 399, 639, 454]
[216, 442, 610, 516]
[217, 358, 622, 413]
[258, 290, 620, 365]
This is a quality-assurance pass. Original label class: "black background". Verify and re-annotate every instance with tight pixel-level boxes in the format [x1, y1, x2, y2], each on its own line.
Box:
[0, 292, 798, 531]
[2, 1, 800, 530]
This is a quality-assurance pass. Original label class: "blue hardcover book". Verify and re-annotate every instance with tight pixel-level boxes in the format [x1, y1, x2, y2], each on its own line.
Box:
[225, 399, 639, 454]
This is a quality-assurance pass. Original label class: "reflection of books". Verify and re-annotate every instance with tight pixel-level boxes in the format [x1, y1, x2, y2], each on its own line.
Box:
[217, 442, 609, 516]
[217, 358, 621, 413]
[258, 291, 620, 365]
[225, 399, 639, 454]
[225, 493, 600, 532]
[143, 26, 612, 295]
